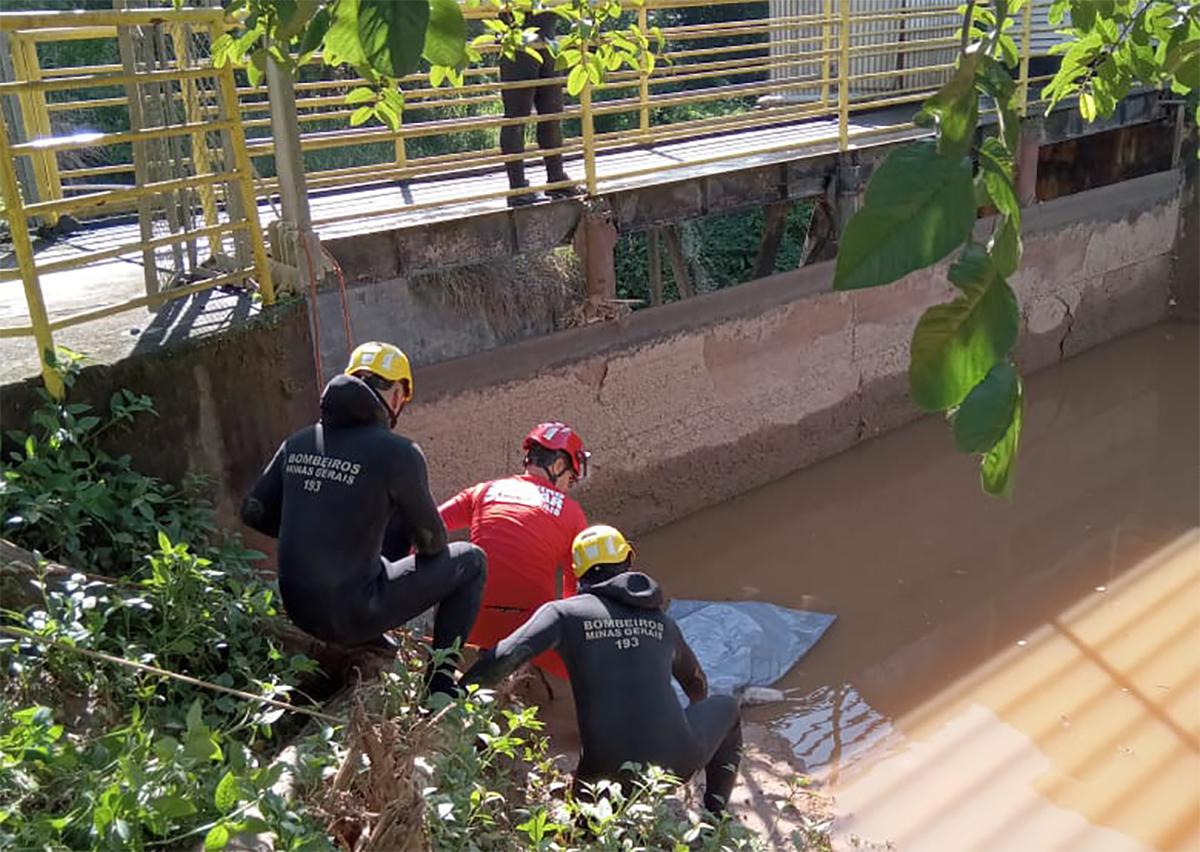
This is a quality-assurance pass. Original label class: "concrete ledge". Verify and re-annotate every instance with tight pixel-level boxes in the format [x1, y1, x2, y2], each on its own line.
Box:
[421, 168, 1184, 404]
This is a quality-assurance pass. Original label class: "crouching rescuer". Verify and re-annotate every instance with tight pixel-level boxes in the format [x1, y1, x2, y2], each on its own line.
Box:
[438, 422, 590, 683]
[240, 341, 487, 697]
[463, 524, 742, 813]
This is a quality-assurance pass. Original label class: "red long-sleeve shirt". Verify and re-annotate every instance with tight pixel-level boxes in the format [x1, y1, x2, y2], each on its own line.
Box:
[439, 474, 587, 678]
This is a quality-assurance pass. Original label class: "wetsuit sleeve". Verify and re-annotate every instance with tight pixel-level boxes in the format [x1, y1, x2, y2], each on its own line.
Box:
[240, 441, 286, 538]
[437, 484, 479, 532]
[462, 601, 564, 686]
[389, 441, 448, 556]
[671, 623, 708, 704]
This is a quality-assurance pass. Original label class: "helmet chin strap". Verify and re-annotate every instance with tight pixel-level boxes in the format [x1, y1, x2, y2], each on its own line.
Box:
[365, 384, 404, 428]
[389, 398, 407, 428]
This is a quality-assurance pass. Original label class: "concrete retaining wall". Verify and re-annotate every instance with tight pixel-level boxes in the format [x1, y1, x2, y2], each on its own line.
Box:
[0, 170, 1185, 541]
[406, 170, 1183, 534]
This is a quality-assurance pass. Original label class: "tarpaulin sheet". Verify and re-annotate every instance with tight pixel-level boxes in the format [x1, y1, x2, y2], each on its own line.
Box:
[666, 600, 836, 702]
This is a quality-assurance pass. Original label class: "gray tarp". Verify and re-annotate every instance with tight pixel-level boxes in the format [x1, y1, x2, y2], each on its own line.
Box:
[666, 600, 836, 702]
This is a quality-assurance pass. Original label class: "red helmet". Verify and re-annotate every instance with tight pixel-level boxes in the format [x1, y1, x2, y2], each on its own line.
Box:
[523, 422, 589, 479]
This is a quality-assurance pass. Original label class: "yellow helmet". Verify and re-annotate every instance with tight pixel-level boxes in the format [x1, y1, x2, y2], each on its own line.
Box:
[345, 341, 413, 400]
[571, 524, 634, 579]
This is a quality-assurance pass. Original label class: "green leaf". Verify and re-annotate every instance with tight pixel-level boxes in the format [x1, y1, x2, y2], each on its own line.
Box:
[214, 771, 240, 814]
[157, 529, 172, 552]
[920, 52, 981, 156]
[989, 215, 1022, 277]
[997, 33, 1020, 67]
[981, 376, 1024, 497]
[424, 0, 467, 67]
[909, 271, 1020, 410]
[277, 0, 320, 42]
[376, 100, 401, 130]
[1079, 90, 1098, 120]
[978, 136, 1019, 220]
[152, 795, 197, 820]
[834, 141, 976, 291]
[323, 0, 367, 67]
[567, 64, 588, 96]
[357, 0, 430, 78]
[246, 51, 265, 88]
[1174, 46, 1200, 90]
[298, 7, 333, 60]
[211, 33, 235, 67]
[345, 86, 376, 105]
[953, 361, 1020, 451]
[349, 105, 374, 126]
[948, 243, 992, 291]
[976, 57, 1019, 153]
[204, 823, 231, 851]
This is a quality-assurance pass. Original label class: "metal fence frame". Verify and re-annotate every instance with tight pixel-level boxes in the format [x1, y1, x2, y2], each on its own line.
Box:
[0, 0, 1040, 396]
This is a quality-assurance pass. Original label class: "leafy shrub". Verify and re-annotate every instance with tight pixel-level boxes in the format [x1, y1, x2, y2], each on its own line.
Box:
[1, 351, 212, 576]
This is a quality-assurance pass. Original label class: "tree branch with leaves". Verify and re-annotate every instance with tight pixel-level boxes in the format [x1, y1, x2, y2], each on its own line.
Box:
[834, 0, 1032, 499]
[210, 0, 662, 131]
[832, 0, 1195, 499]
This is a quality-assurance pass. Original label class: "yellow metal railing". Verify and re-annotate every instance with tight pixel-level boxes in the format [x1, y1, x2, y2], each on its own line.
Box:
[0, 8, 274, 397]
[0, 0, 1044, 394]
[221, 0, 984, 226]
[4, 0, 1025, 215]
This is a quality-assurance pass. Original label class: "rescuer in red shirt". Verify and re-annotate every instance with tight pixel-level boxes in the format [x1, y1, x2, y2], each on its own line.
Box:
[438, 423, 589, 681]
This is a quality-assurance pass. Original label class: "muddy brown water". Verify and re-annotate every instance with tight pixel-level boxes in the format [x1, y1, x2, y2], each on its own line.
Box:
[627, 322, 1199, 850]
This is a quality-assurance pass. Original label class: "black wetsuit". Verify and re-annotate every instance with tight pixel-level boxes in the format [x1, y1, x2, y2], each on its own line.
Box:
[463, 571, 742, 812]
[241, 375, 486, 690]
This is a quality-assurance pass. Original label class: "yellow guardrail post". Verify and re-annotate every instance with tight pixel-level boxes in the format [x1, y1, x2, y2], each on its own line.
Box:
[171, 21, 220, 255]
[638, 4, 650, 137]
[394, 111, 407, 168]
[1017, 0, 1033, 117]
[838, 0, 851, 150]
[11, 33, 61, 226]
[0, 114, 63, 398]
[821, 0, 833, 108]
[580, 52, 598, 195]
[215, 64, 276, 305]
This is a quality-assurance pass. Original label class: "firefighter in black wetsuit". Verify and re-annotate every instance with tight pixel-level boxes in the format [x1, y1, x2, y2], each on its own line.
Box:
[463, 524, 742, 813]
[241, 341, 487, 697]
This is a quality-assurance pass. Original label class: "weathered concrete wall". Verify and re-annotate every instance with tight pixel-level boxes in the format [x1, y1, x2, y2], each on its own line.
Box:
[1169, 132, 1199, 322]
[0, 170, 1183, 544]
[315, 240, 585, 374]
[0, 302, 316, 534]
[397, 170, 1183, 534]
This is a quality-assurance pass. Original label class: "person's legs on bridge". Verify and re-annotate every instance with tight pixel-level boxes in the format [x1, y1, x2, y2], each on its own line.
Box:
[532, 53, 580, 197]
[499, 52, 540, 204]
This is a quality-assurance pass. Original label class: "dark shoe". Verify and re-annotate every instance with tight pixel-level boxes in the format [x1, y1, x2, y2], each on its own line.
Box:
[546, 184, 585, 200]
[425, 676, 464, 707]
[507, 191, 545, 208]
